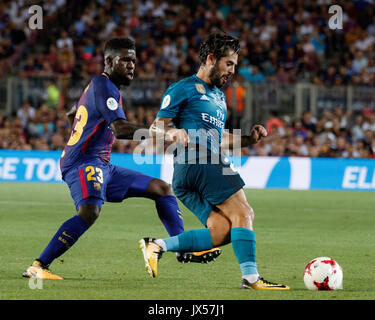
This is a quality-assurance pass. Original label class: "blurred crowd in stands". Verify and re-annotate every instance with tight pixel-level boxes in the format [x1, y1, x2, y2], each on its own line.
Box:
[0, 0, 375, 158]
[1, 100, 374, 158]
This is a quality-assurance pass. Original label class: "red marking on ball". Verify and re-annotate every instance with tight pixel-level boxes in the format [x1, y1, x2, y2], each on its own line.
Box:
[314, 276, 332, 290]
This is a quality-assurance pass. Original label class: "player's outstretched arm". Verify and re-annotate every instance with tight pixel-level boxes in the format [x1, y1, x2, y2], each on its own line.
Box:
[149, 117, 189, 146]
[110, 118, 150, 140]
[221, 125, 267, 150]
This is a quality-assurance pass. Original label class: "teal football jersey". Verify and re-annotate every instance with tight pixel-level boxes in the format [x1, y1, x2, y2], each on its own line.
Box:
[157, 74, 227, 162]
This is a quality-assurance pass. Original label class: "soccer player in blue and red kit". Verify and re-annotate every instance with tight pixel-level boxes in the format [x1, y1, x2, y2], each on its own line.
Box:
[23, 37, 220, 280]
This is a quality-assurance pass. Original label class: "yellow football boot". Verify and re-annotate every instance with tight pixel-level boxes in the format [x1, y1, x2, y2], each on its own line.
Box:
[241, 277, 290, 290]
[22, 260, 63, 280]
[139, 238, 163, 278]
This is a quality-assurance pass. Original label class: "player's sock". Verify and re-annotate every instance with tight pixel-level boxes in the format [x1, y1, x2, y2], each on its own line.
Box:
[231, 227, 259, 283]
[155, 195, 184, 236]
[157, 229, 213, 252]
[37, 215, 89, 266]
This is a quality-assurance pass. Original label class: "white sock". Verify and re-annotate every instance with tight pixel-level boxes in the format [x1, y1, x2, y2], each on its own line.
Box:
[243, 273, 260, 284]
[154, 239, 167, 252]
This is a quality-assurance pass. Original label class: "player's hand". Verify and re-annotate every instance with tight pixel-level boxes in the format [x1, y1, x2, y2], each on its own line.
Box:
[250, 125, 267, 144]
[165, 128, 190, 146]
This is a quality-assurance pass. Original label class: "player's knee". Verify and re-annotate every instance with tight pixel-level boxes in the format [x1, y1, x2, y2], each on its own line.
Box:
[160, 180, 173, 196]
[247, 205, 255, 222]
[230, 203, 254, 228]
[161, 182, 173, 196]
[150, 179, 173, 198]
[243, 204, 255, 225]
[78, 204, 100, 227]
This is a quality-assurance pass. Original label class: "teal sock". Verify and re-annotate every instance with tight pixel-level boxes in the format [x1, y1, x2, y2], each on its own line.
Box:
[231, 227, 258, 276]
[162, 229, 212, 252]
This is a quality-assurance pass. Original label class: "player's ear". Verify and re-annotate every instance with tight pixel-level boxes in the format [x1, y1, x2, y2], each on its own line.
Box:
[207, 53, 216, 66]
[105, 55, 114, 71]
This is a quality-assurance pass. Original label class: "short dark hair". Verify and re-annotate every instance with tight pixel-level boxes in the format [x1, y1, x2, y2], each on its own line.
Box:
[104, 37, 136, 58]
[198, 33, 240, 65]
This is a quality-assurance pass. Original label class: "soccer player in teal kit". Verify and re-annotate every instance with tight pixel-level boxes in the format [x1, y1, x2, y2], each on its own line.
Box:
[140, 34, 290, 290]
[22, 37, 219, 280]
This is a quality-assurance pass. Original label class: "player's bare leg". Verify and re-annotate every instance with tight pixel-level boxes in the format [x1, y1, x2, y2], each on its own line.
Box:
[140, 209, 230, 277]
[143, 178, 222, 264]
[176, 210, 231, 263]
[216, 189, 290, 290]
[175, 210, 230, 264]
[206, 210, 232, 246]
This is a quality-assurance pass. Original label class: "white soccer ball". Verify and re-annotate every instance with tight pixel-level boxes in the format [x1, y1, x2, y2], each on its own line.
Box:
[303, 257, 343, 290]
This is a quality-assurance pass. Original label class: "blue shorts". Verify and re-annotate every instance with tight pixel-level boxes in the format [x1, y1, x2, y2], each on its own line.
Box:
[63, 160, 155, 211]
[172, 155, 245, 226]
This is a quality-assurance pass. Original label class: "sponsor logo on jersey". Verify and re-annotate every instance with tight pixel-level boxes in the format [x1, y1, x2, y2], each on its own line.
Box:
[201, 112, 225, 129]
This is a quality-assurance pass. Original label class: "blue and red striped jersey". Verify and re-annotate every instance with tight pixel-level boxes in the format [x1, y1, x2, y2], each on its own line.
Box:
[60, 73, 126, 176]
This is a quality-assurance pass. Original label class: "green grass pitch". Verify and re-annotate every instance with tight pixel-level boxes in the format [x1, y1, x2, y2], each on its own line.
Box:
[0, 182, 374, 300]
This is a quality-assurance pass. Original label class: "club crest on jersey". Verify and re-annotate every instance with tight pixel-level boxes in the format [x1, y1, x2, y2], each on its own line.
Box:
[106, 97, 118, 111]
[93, 182, 101, 191]
[195, 83, 206, 94]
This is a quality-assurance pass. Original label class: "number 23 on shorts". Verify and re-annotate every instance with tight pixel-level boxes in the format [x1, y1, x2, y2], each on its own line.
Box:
[85, 166, 103, 184]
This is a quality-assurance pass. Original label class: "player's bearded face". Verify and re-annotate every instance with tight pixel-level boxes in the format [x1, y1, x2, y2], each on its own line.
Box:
[208, 52, 237, 88]
[209, 61, 225, 88]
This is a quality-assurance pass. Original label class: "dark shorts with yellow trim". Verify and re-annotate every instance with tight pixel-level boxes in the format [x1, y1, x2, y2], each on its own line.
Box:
[63, 160, 154, 211]
[172, 155, 245, 226]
